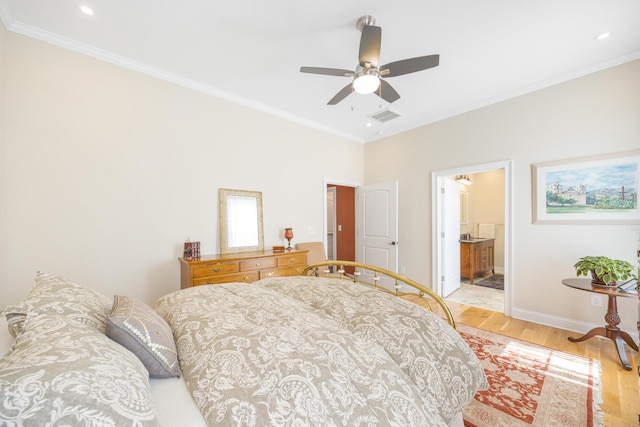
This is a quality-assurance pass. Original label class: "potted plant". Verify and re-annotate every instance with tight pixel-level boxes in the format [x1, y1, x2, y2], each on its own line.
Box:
[573, 255, 637, 286]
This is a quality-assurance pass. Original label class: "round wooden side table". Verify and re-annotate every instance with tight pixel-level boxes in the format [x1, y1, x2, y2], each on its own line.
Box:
[562, 278, 638, 371]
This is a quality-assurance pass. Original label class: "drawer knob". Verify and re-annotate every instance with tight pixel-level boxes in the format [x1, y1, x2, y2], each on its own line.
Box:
[267, 272, 273, 277]
[213, 267, 221, 272]
[289, 258, 295, 263]
[256, 262, 262, 267]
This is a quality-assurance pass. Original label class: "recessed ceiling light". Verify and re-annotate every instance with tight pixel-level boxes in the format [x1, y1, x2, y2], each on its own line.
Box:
[366, 122, 372, 127]
[594, 32, 611, 41]
[79, 5, 94, 15]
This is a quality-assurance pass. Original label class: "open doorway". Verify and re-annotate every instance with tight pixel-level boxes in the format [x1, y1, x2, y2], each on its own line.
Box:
[323, 178, 359, 266]
[432, 161, 512, 316]
[326, 186, 336, 260]
[326, 184, 355, 263]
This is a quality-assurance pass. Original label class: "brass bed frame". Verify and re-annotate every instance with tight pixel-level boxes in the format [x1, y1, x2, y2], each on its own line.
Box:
[302, 260, 456, 329]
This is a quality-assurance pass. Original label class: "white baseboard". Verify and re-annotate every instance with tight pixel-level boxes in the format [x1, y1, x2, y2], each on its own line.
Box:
[510, 307, 640, 344]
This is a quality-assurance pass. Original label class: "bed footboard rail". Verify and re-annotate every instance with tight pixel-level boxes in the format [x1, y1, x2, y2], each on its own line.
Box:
[302, 260, 456, 329]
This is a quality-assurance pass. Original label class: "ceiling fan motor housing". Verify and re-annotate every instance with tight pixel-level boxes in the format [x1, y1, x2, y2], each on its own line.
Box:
[356, 15, 376, 32]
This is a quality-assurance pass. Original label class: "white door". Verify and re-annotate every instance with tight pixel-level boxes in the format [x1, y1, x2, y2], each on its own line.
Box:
[441, 178, 461, 297]
[356, 181, 398, 288]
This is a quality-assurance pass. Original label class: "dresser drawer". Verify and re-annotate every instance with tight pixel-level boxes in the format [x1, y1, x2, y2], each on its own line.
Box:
[276, 253, 307, 267]
[240, 258, 276, 272]
[259, 269, 278, 280]
[259, 265, 306, 279]
[192, 262, 238, 278]
[193, 271, 258, 286]
[275, 265, 306, 277]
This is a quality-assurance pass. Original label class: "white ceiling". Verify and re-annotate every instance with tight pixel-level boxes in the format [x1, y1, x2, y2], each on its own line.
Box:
[1, 1, 639, 143]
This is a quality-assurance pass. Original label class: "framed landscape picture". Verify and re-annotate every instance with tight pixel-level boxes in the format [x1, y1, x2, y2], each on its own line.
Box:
[532, 150, 640, 224]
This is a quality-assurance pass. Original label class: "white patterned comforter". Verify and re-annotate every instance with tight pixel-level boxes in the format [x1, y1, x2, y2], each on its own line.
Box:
[155, 276, 487, 426]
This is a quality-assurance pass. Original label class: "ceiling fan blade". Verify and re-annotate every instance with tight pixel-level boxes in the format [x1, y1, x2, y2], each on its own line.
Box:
[300, 67, 354, 77]
[380, 54, 439, 77]
[376, 80, 400, 103]
[327, 83, 354, 105]
[358, 25, 381, 67]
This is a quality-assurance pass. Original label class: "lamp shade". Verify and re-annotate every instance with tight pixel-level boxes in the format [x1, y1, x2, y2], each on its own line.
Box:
[353, 72, 380, 94]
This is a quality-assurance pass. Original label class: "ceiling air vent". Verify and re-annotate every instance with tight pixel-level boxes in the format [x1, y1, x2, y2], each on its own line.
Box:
[369, 109, 402, 123]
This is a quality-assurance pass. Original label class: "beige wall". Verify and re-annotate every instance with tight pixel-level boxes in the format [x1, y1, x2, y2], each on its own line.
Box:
[1, 27, 364, 305]
[365, 59, 640, 333]
[0, 22, 6, 301]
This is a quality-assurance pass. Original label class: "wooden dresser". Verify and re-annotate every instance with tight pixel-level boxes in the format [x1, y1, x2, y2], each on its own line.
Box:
[460, 239, 495, 285]
[179, 249, 308, 289]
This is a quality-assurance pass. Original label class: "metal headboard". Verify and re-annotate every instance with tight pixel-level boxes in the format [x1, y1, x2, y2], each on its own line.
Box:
[302, 260, 456, 329]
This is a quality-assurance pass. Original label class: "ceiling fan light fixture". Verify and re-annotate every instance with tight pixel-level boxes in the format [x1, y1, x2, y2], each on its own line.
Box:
[353, 70, 380, 94]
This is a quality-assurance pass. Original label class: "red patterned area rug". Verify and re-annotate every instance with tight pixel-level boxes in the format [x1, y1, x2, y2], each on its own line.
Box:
[457, 324, 603, 427]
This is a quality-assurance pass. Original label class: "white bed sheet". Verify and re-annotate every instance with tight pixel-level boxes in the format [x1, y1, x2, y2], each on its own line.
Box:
[150, 376, 207, 427]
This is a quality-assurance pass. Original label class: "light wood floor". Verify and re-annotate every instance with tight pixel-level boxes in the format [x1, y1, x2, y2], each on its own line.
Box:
[403, 296, 639, 427]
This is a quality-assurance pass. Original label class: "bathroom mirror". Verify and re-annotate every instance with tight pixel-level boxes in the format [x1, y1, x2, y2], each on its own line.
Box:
[219, 188, 264, 254]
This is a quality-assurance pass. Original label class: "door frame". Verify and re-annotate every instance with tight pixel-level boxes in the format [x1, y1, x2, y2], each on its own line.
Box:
[431, 160, 513, 316]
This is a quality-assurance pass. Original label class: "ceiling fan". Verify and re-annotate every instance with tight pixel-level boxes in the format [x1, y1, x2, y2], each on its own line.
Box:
[300, 15, 440, 105]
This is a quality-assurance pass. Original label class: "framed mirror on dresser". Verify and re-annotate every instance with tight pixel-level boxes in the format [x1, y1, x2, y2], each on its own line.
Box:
[219, 188, 264, 254]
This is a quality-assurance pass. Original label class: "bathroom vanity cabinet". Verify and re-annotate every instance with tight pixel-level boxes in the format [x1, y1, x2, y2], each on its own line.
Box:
[460, 238, 495, 285]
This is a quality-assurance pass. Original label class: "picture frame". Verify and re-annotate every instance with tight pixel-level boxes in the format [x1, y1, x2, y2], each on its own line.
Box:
[531, 150, 640, 225]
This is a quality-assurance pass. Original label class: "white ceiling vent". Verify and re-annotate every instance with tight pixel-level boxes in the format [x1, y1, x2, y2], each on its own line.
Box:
[369, 109, 402, 123]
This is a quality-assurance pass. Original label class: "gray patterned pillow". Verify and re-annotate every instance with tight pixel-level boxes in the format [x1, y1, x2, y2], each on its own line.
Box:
[0, 271, 112, 337]
[106, 295, 180, 378]
[1, 302, 30, 338]
[0, 313, 159, 426]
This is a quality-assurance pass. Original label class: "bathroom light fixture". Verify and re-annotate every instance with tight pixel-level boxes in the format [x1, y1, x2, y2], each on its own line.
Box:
[594, 32, 611, 41]
[455, 175, 473, 185]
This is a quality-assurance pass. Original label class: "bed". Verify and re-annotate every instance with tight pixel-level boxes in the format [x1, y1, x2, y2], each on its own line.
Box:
[0, 262, 487, 426]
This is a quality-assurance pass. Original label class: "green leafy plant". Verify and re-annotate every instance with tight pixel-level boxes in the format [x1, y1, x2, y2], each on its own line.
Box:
[573, 255, 636, 285]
